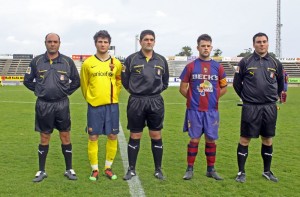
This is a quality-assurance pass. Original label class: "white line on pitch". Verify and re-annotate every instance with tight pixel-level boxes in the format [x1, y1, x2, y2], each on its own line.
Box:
[118, 123, 146, 197]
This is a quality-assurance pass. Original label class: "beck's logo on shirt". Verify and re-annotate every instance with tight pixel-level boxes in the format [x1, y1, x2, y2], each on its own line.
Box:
[192, 74, 218, 80]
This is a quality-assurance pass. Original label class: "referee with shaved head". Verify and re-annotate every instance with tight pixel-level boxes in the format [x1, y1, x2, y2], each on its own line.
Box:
[24, 33, 80, 182]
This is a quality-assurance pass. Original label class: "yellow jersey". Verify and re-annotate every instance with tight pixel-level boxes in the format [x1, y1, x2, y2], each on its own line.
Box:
[80, 55, 122, 106]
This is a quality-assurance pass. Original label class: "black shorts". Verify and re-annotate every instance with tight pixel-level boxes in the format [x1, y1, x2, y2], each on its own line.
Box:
[35, 97, 71, 133]
[240, 103, 277, 138]
[127, 94, 164, 132]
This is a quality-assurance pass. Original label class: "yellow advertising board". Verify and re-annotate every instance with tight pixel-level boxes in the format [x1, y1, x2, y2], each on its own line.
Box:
[1, 76, 24, 81]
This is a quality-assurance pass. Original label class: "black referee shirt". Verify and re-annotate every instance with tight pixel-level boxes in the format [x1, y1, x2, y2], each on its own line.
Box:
[122, 50, 169, 96]
[24, 52, 80, 101]
[233, 52, 284, 104]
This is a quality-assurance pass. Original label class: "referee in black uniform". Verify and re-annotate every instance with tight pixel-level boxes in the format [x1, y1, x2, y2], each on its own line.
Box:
[24, 33, 80, 182]
[233, 32, 284, 183]
[122, 30, 169, 180]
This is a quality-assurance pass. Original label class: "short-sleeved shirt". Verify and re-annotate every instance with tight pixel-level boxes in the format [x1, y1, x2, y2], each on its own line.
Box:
[180, 58, 227, 111]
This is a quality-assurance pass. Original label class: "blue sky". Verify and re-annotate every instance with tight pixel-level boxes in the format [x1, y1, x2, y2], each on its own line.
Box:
[0, 0, 299, 58]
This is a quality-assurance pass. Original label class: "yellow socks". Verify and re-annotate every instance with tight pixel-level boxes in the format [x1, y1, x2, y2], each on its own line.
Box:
[88, 139, 99, 171]
[105, 139, 118, 169]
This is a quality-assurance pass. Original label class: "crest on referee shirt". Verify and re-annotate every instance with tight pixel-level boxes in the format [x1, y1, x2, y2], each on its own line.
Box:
[157, 68, 161, 75]
[233, 66, 239, 73]
[26, 67, 31, 74]
[122, 64, 126, 72]
[60, 75, 65, 80]
[154, 65, 163, 76]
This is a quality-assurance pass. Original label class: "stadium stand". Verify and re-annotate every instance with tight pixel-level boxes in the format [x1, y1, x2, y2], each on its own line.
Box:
[279, 58, 300, 78]
[168, 57, 300, 78]
[1, 54, 300, 85]
[167, 56, 238, 77]
[0, 54, 33, 76]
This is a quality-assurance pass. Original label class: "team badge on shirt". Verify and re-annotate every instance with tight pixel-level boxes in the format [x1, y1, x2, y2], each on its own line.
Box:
[26, 67, 31, 74]
[197, 80, 213, 96]
[233, 66, 239, 73]
[60, 75, 65, 80]
[157, 69, 161, 75]
[154, 65, 163, 76]
[270, 72, 275, 79]
[109, 63, 115, 71]
[122, 64, 126, 72]
[108, 71, 113, 77]
[204, 67, 208, 73]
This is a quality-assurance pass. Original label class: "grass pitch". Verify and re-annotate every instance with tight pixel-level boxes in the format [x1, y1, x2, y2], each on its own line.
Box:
[0, 85, 299, 196]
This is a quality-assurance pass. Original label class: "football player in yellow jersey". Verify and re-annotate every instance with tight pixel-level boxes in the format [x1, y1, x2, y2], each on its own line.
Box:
[80, 30, 122, 181]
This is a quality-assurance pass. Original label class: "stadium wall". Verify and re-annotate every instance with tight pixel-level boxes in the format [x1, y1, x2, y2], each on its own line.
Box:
[1, 54, 300, 86]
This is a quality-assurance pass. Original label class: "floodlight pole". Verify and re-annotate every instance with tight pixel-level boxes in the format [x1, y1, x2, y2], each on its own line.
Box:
[135, 34, 139, 52]
[275, 0, 282, 58]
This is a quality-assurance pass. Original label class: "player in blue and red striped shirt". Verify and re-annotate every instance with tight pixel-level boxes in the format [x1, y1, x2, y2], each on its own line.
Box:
[179, 34, 227, 180]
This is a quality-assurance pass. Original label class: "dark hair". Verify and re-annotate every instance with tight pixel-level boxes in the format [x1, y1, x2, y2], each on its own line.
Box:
[45, 33, 60, 42]
[140, 30, 155, 40]
[253, 32, 268, 43]
[197, 34, 212, 44]
[93, 30, 111, 44]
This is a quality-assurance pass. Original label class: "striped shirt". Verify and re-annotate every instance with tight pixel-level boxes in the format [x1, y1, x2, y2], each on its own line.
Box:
[180, 58, 227, 111]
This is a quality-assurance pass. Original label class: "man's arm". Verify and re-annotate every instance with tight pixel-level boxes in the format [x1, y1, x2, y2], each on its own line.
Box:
[115, 59, 122, 95]
[23, 61, 36, 91]
[220, 86, 227, 97]
[233, 60, 244, 98]
[277, 61, 285, 96]
[80, 62, 88, 100]
[162, 57, 169, 91]
[121, 56, 131, 91]
[218, 64, 228, 98]
[179, 81, 189, 98]
[68, 60, 80, 95]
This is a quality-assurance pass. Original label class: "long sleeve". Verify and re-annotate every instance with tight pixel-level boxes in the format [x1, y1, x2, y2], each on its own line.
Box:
[162, 57, 169, 91]
[115, 62, 122, 95]
[276, 61, 284, 96]
[233, 60, 244, 98]
[23, 61, 36, 91]
[80, 62, 89, 100]
[121, 57, 131, 90]
[68, 60, 80, 95]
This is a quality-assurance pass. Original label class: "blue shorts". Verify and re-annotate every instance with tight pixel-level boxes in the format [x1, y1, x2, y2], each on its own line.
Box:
[183, 109, 220, 140]
[284, 83, 288, 92]
[86, 103, 119, 135]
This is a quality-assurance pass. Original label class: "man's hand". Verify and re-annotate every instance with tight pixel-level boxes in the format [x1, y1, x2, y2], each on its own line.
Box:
[280, 91, 287, 103]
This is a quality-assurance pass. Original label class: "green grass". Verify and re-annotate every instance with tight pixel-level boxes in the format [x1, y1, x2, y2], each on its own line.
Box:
[0, 86, 299, 196]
